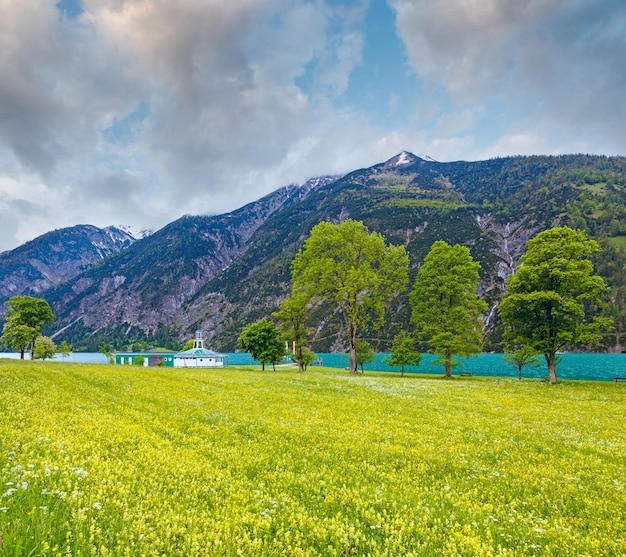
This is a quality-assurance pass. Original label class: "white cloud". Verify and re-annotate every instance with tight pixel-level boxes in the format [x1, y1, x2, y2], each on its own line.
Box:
[392, 0, 626, 154]
[478, 132, 545, 159]
[0, 0, 624, 253]
[0, 0, 380, 251]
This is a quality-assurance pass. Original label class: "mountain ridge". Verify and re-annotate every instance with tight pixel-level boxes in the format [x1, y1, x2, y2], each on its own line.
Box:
[0, 224, 136, 304]
[3, 152, 626, 352]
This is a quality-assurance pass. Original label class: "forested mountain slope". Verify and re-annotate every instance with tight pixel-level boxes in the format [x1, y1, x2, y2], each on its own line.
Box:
[34, 152, 626, 352]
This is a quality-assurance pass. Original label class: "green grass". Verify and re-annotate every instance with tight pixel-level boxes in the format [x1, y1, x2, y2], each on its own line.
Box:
[0, 361, 625, 556]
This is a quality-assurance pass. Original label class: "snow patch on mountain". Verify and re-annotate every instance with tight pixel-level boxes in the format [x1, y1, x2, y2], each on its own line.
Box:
[110, 225, 153, 241]
[396, 151, 412, 166]
[418, 154, 438, 162]
[383, 151, 419, 168]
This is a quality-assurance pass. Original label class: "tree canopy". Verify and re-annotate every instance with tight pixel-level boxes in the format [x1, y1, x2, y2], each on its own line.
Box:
[410, 241, 487, 377]
[498, 226, 611, 383]
[291, 219, 408, 374]
[272, 294, 309, 372]
[33, 336, 56, 360]
[1, 296, 55, 359]
[387, 331, 422, 377]
[355, 339, 375, 374]
[237, 319, 285, 371]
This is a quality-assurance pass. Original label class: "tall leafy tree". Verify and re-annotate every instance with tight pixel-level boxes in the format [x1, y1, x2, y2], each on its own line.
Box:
[237, 319, 285, 371]
[291, 219, 408, 374]
[410, 241, 487, 377]
[387, 331, 422, 377]
[498, 227, 611, 383]
[273, 294, 309, 372]
[1, 296, 55, 359]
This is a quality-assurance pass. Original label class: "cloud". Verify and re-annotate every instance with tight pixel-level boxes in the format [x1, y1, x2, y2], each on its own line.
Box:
[0, 1, 143, 176]
[82, 0, 382, 206]
[0, 0, 381, 251]
[390, 0, 626, 156]
[1, 0, 624, 252]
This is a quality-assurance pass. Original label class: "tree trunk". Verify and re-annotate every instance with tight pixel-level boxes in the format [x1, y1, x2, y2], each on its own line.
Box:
[349, 325, 357, 374]
[546, 352, 557, 384]
[445, 350, 452, 378]
[262, 362, 265, 371]
[20, 348, 25, 360]
[401, 366, 404, 377]
[296, 343, 304, 372]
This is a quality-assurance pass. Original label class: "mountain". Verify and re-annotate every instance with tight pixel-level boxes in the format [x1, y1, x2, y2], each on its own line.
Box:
[24, 153, 626, 352]
[42, 177, 339, 348]
[0, 225, 136, 304]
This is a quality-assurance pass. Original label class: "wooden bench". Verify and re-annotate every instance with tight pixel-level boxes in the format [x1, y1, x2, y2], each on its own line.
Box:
[615, 377, 626, 382]
[459, 372, 473, 377]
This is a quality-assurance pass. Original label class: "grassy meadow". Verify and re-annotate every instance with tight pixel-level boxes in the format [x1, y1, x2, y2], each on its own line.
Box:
[0, 360, 624, 556]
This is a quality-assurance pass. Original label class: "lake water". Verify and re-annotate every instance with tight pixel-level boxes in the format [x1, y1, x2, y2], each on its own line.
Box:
[1, 352, 625, 382]
[307, 352, 626, 382]
[0, 352, 108, 364]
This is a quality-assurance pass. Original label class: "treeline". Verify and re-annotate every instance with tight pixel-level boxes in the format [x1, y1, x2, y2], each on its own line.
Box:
[240, 219, 609, 383]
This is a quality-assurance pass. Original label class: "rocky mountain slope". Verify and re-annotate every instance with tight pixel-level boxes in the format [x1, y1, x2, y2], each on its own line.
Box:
[42, 177, 338, 348]
[9, 152, 626, 352]
[0, 225, 136, 304]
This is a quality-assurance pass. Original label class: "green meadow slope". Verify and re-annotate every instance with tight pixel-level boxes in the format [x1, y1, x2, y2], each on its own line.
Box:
[1, 361, 624, 555]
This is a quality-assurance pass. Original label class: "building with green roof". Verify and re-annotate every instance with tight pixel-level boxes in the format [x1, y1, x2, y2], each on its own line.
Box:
[173, 330, 227, 368]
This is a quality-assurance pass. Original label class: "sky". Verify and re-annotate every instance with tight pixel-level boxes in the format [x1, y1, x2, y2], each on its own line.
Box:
[1, 0, 625, 252]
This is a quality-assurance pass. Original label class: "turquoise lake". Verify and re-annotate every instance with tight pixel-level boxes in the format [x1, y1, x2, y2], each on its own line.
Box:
[226, 352, 626, 382]
[2, 352, 625, 381]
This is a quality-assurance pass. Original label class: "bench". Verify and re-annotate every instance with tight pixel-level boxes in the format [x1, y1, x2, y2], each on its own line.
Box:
[615, 377, 626, 382]
[459, 372, 473, 377]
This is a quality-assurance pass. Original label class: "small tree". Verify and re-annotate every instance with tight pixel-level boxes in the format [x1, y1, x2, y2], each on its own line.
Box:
[58, 340, 72, 361]
[237, 319, 285, 371]
[300, 347, 317, 371]
[410, 241, 488, 377]
[181, 338, 194, 351]
[99, 343, 115, 364]
[499, 227, 612, 383]
[387, 331, 422, 377]
[2, 296, 55, 359]
[503, 345, 540, 380]
[33, 336, 56, 360]
[273, 294, 309, 372]
[1, 315, 36, 359]
[134, 355, 145, 366]
[355, 339, 375, 374]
